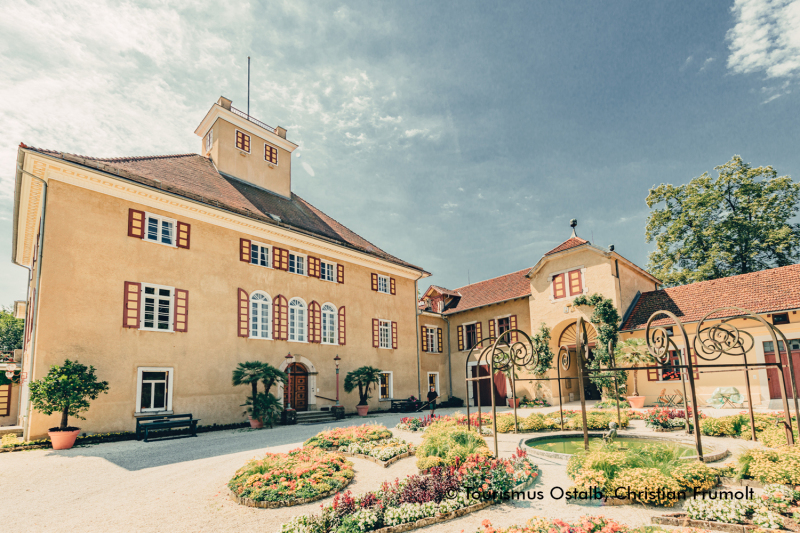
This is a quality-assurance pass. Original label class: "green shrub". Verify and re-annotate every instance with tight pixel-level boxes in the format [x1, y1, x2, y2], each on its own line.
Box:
[607, 468, 683, 507]
[495, 415, 517, 433]
[671, 461, 717, 491]
[519, 413, 546, 431]
[415, 422, 491, 468]
[740, 446, 800, 484]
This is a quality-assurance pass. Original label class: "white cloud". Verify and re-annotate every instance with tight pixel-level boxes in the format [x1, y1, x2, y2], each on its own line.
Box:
[727, 0, 800, 78]
[302, 162, 315, 176]
[680, 55, 694, 71]
[442, 202, 458, 209]
[404, 128, 429, 138]
[699, 57, 715, 71]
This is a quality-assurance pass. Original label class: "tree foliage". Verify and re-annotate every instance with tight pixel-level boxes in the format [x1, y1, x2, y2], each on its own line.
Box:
[615, 338, 654, 397]
[646, 155, 800, 286]
[0, 308, 24, 352]
[232, 361, 287, 421]
[28, 359, 109, 430]
[573, 294, 627, 397]
[343, 366, 382, 405]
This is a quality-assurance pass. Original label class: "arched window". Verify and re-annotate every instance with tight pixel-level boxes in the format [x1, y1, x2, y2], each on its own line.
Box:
[321, 303, 337, 344]
[289, 298, 307, 342]
[250, 292, 271, 339]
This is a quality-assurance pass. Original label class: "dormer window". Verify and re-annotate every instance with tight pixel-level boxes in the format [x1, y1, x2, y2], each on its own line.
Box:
[235, 130, 250, 153]
[552, 268, 584, 300]
[264, 144, 278, 165]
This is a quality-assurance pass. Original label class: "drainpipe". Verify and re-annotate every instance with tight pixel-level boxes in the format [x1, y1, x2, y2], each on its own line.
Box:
[414, 276, 422, 401]
[13, 164, 48, 442]
[443, 314, 452, 399]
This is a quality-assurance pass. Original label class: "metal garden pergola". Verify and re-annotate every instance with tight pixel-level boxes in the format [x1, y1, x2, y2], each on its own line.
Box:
[464, 306, 800, 460]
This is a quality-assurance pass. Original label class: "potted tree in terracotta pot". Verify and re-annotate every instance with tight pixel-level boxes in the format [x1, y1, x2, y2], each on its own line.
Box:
[344, 366, 382, 416]
[233, 361, 287, 428]
[616, 338, 654, 409]
[29, 359, 109, 450]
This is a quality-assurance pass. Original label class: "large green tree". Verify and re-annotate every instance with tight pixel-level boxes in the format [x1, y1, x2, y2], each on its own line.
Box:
[0, 308, 24, 351]
[646, 155, 800, 286]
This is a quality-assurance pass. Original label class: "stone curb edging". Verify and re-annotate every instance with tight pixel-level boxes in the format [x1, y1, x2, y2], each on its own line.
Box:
[652, 513, 783, 533]
[339, 450, 415, 468]
[229, 476, 354, 509]
[720, 477, 767, 489]
[0, 444, 51, 453]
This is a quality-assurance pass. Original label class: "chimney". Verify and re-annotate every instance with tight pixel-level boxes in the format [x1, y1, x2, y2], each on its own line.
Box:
[217, 96, 232, 110]
[275, 126, 287, 139]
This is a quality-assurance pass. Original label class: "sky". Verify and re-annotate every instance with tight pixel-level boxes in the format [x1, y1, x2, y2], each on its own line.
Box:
[1, 0, 799, 304]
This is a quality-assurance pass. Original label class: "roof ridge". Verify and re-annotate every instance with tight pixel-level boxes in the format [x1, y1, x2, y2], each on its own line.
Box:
[647, 263, 800, 295]
[452, 267, 531, 292]
[21, 144, 201, 163]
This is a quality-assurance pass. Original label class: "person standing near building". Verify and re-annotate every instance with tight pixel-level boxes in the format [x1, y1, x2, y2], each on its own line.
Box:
[427, 385, 438, 416]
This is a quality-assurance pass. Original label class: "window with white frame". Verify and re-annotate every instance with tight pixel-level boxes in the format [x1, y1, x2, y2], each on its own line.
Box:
[379, 320, 391, 349]
[321, 303, 337, 344]
[250, 242, 270, 267]
[136, 367, 173, 413]
[379, 371, 393, 400]
[321, 261, 336, 282]
[205, 130, 213, 152]
[144, 213, 175, 246]
[289, 298, 307, 342]
[427, 372, 439, 393]
[426, 327, 436, 353]
[377, 275, 390, 294]
[289, 253, 306, 275]
[141, 284, 173, 331]
[250, 292, 272, 339]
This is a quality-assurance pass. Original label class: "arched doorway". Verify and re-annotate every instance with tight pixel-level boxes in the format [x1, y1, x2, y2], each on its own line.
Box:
[558, 321, 602, 401]
[284, 363, 309, 411]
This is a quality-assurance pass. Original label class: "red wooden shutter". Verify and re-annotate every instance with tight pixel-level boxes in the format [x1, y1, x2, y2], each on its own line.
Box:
[238, 288, 249, 337]
[553, 273, 566, 299]
[421, 326, 428, 351]
[457, 325, 464, 351]
[128, 209, 145, 239]
[308, 257, 320, 278]
[647, 364, 659, 381]
[176, 222, 191, 249]
[488, 319, 496, 339]
[174, 289, 189, 332]
[239, 238, 251, 262]
[338, 306, 346, 345]
[123, 282, 141, 329]
[372, 319, 380, 348]
[371, 273, 378, 291]
[509, 315, 518, 342]
[475, 322, 482, 342]
[392, 322, 398, 349]
[437, 328, 443, 353]
[272, 248, 287, 270]
[309, 301, 321, 343]
[390, 278, 396, 295]
[273, 295, 288, 340]
[568, 269, 583, 296]
[337, 264, 345, 284]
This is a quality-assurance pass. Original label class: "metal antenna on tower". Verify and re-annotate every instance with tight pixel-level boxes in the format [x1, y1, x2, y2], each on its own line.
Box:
[247, 56, 251, 117]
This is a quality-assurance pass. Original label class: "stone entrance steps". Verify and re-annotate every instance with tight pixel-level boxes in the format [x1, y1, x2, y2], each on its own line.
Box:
[296, 410, 337, 425]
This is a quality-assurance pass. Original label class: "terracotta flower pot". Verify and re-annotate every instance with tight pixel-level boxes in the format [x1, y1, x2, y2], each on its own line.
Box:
[507, 398, 520, 408]
[49, 429, 80, 450]
[356, 405, 369, 416]
[249, 417, 264, 429]
[627, 396, 646, 409]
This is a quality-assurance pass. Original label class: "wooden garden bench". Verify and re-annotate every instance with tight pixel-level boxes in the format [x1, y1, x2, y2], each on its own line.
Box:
[135, 414, 199, 442]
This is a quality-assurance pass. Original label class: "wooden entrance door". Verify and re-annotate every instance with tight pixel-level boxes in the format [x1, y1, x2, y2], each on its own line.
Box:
[471, 365, 492, 406]
[285, 363, 309, 411]
[764, 349, 800, 399]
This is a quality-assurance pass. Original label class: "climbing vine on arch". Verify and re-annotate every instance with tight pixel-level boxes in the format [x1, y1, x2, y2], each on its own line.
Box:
[572, 293, 628, 398]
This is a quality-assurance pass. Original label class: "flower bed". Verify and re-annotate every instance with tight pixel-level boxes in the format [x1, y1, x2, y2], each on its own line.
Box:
[415, 419, 493, 470]
[567, 442, 718, 507]
[737, 446, 800, 485]
[700, 413, 799, 448]
[652, 485, 800, 532]
[304, 424, 393, 450]
[395, 415, 439, 432]
[451, 410, 629, 434]
[280, 450, 539, 533]
[644, 407, 705, 430]
[478, 515, 700, 533]
[520, 396, 551, 408]
[228, 447, 354, 507]
[339, 438, 415, 466]
[594, 398, 630, 409]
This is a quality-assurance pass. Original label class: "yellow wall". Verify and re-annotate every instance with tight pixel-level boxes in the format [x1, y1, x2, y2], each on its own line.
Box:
[27, 180, 422, 438]
[207, 119, 292, 198]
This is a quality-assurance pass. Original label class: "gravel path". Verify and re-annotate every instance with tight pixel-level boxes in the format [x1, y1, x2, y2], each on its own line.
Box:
[0, 404, 770, 533]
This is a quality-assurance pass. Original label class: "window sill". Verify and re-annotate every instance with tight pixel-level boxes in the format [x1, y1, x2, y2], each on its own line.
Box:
[140, 328, 175, 333]
[134, 410, 173, 417]
[289, 339, 308, 343]
[143, 239, 176, 248]
[248, 336, 273, 341]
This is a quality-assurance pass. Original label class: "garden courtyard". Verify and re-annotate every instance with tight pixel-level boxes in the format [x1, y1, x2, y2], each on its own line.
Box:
[1, 402, 798, 533]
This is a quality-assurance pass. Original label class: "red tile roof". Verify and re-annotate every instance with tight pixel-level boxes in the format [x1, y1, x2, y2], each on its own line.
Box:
[426, 285, 462, 298]
[440, 268, 531, 314]
[621, 264, 800, 331]
[544, 236, 589, 256]
[23, 146, 426, 273]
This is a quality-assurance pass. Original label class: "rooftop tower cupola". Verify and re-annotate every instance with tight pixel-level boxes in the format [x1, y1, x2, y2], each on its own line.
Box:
[194, 96, 298, 198]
